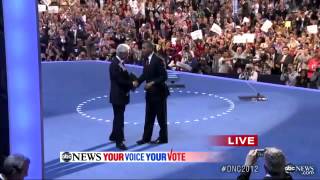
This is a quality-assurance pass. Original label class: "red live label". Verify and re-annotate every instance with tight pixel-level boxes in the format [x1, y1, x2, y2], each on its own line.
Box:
[210, 135, 258, 146]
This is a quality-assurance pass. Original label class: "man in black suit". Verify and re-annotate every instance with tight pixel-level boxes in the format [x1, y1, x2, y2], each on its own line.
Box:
[135, 41, 169, 145]
[109, 44, 135, 150]
[268, 47, 280, 75]
[274, 47, 293, 74]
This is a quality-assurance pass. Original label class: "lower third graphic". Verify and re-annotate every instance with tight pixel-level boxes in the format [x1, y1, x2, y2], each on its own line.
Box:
[221, 165, 259, 173]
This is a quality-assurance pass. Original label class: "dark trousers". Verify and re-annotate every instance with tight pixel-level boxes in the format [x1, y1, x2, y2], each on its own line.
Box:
[109, 104, 125, 144]
[142, 99, 168, 142]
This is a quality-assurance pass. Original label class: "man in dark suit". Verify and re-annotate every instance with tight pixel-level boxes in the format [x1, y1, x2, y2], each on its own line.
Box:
[55, 29, 71, 60]
[135, 41, 169, 145]
[109, 44, 135, 150]
[274, 47, 293, 74]
[268, 47, 281, 75]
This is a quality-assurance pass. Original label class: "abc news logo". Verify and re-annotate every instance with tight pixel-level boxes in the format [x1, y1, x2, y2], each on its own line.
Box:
[61, 152, 72, 162]
[285, 164, 296, 173]
[60, 152, 103, 162]
[285, 163, 315, 176]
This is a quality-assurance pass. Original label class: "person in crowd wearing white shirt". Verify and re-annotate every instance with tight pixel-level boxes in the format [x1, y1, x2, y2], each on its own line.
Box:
[239, 64, 258, 81]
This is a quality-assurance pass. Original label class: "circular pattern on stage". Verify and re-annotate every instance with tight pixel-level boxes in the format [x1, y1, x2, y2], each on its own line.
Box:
[76, 89, 235, 126]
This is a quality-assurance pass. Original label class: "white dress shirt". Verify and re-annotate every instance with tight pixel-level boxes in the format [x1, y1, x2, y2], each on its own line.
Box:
[148, 52, 154, 64]
[0, 173, 6, 180]
[280, 55, 287, 72]
[116, 56, 126, 71]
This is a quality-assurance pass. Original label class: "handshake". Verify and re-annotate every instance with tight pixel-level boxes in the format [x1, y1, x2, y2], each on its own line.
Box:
[129, 73, 154, 90]
[130, 73, 139, 91]
[132, 80, 154, 90]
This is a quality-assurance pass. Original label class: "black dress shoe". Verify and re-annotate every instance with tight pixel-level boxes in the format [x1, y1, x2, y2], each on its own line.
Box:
[116, 142, 128, 150]
[136, 139, 150, 145]
[151, 138, 168, 144]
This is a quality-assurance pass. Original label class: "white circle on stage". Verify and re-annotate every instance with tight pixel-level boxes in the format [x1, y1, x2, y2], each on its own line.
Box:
[76, 89, 235, 126]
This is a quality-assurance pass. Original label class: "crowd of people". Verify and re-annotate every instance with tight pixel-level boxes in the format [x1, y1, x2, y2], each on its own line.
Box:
[39, 0, 320, 89]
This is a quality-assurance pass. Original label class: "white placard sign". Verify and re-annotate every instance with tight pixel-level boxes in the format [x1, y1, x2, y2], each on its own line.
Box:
[243, 33, 255, 43]
[261, 20, 273, 32]
[38, 4, 47, 12]
[48, 6, 59, 13]
[307, 25, 318, 34]
[190, 30, 203, 40]
[233, 35, 246, 44]
[210, 23, 222, 35]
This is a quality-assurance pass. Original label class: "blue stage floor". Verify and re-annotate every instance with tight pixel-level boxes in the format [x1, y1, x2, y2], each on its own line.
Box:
[42, 61, 320, 179]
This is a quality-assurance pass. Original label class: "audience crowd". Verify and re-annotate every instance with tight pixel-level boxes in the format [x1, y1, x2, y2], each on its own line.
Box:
[39, 0, 320, 89]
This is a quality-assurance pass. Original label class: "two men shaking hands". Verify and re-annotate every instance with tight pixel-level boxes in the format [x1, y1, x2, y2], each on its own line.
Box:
[109, 41, 169, 150]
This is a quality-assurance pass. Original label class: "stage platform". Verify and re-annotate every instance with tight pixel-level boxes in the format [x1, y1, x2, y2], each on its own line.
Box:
[42, 61, 320, 179]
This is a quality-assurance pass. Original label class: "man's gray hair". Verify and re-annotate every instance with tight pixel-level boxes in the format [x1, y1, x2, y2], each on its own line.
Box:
[3, 154, 30, 175]
[264, 147, 286, 175]
[116, 44, 130, 55]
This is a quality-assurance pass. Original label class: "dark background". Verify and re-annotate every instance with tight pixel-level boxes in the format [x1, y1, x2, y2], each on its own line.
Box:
[0, 0, 10, 169]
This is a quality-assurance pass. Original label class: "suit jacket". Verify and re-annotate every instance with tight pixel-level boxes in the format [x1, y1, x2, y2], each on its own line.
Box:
[275, 54, 293, 72]
[270, 53, 280, 64]
[67, 30, 78, 45]
[109, 57, 133, 105]
[295, 18, 310, 31]
[138, 53, 169, 101]
[270, 53, 281, 74]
